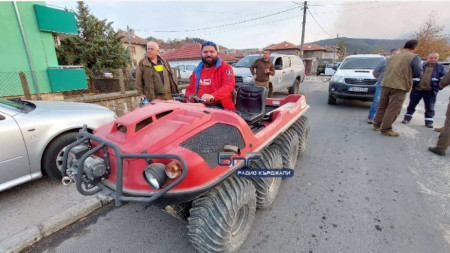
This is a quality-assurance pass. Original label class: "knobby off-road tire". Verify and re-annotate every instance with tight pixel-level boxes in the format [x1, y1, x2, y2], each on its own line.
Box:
[42, 132, 78, 180]
[187, 176, 257, 253]
[291, 115, 310, 156]
[272, 130, 299, 170]
[248, 147, 283, 209]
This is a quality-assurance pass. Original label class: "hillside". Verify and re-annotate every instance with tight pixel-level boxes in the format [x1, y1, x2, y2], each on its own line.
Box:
[311, 37, 408, 54]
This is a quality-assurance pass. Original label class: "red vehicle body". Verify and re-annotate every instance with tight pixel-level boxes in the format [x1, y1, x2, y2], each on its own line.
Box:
[62, 87, 309, 252]
[92, 94, 306, 199]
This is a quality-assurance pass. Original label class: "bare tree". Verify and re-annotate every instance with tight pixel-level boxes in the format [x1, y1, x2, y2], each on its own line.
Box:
[410, 11, 449, 60]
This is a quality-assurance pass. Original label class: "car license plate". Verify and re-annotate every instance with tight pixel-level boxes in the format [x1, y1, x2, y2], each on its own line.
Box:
[348, 87, 368, 92]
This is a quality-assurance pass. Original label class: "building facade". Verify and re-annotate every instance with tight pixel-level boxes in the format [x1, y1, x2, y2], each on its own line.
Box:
[0, 1, 86, 98]
[118, 30, 147, 70]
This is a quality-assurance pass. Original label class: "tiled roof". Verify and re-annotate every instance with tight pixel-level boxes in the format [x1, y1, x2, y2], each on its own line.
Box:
[302, 44, 326, 51]
[161, 43, 202, 60]
[266, 41, 299, 50]
[161, 43, 238, 61]
[228, 52, 245, 58]
[218, 52, 238, 61]
[118, 31, 148, 45]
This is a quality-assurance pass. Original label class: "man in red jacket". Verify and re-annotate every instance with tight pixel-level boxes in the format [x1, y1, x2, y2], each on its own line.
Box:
[185, 41, 236, 110]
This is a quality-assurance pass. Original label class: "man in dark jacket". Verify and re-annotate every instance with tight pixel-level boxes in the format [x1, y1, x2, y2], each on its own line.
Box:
[136, 41, 178, 101]
[429, 70, 450, 156]
[250, 49, 275, 97]
[402, 52, 447, 128]
[185, 41, 236, 110]
[373, 39, 423, 137]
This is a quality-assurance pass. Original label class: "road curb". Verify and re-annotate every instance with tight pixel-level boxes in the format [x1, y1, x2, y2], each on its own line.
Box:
[0, 194, 112, 253]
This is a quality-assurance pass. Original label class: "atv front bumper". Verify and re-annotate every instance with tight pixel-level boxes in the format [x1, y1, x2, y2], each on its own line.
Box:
[62, 126, 188, 207]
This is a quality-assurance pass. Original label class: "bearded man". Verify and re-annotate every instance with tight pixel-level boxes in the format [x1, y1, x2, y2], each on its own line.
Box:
[185, 41, 236, 110]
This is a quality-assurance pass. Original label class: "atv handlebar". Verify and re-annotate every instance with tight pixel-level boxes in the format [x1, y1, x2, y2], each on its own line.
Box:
[172, 93, 207, 103]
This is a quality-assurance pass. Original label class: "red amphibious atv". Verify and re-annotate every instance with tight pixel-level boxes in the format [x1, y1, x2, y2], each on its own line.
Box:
[62, 86, 309, 253]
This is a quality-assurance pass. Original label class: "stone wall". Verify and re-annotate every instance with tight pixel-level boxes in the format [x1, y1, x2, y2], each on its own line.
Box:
[66, 91, 140, 116]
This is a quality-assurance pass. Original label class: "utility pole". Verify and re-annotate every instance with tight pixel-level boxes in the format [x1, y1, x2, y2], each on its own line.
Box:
[127, 26, 135, 70]
[299, 1, 307, 58]
[334, 33, 338, 63]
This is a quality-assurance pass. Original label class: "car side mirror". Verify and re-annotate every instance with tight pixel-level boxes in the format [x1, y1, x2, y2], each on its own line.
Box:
[275, 65, 282, 70]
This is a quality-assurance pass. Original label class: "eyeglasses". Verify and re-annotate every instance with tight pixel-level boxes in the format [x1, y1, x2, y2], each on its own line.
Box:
[202, 41, 216, 47]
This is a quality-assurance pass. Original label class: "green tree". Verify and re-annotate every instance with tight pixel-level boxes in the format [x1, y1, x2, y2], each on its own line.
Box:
[56, 1, 129, 78]
[410, 11, 449, 60]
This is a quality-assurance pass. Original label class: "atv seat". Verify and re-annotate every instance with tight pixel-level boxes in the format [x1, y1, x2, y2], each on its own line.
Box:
[235, 86, 267, 125]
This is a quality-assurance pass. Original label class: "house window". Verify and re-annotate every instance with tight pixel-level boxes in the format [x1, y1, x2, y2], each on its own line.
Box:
[131, 46, 136, 55]
[53, 34, 60, 46]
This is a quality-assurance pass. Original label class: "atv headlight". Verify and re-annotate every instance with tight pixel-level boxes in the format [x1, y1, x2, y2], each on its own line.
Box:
[331, 75, 345, 83]
[243, 76, 254, 83]
[165, 161, 182, 179]
[143, 163, 167, 190]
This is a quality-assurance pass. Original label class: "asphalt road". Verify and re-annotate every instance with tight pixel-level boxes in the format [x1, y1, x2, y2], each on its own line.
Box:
[27, 78, 450, 253]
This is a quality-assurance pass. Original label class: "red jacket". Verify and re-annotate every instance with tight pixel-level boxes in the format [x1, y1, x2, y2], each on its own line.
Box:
[185, 58, 236, 110]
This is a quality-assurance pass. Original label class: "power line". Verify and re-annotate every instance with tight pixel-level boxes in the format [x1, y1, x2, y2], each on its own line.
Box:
[307, 1, 378, 7]
[135, 6, 301, 33]
[180, 14, 303, 38]
[307, 7, 331, 38]
[309, 1, 418, 15]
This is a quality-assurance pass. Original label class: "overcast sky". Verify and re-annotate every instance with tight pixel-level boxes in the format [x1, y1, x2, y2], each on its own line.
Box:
[51, 1, 450, 49]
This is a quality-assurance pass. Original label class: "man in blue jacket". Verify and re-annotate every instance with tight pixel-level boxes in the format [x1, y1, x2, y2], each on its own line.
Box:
[402, 52, 447, 128]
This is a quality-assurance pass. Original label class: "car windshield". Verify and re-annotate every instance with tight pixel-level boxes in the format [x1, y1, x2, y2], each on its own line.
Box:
[340, 57, 384, 69]
[234, 55, 274, 68]
[0, 98, 35, 113]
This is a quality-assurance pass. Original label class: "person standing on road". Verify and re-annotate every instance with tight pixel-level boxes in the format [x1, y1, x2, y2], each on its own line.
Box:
[136, 41, 179, 102]
[185, 41, 236, 110]
[428, 71, 450, 156]
[367, 48, 400, 124]
[401, 52, 447, 128]
[250, 49, 275, 97]
[373, 40, 423, 137]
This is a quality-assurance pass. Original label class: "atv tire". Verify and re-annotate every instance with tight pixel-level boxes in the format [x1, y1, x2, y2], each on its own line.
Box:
[291, 116, 310, 156]
[187, 176, 256, 253]
[248, 147, 283, 209]
[272, 130, 299, 170]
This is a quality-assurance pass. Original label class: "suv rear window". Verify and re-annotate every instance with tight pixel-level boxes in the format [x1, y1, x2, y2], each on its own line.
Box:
[340, 57, 384, 69]
[234, 55, 275, 68]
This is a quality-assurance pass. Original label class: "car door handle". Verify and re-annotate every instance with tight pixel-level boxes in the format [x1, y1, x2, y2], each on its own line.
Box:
[282, 71, 286, 73]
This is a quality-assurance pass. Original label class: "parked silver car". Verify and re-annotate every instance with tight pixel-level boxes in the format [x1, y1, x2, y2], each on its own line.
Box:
[233, 53, 306, 95]
[0, 98, 117, 192]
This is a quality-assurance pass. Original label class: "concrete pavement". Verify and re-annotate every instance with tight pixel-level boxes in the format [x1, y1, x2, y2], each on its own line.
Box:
[0, 176, 112, 253]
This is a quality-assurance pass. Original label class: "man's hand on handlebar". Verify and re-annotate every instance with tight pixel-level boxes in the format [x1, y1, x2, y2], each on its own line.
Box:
[171, 93, 208, 103]
[201, 94, 215, 102]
